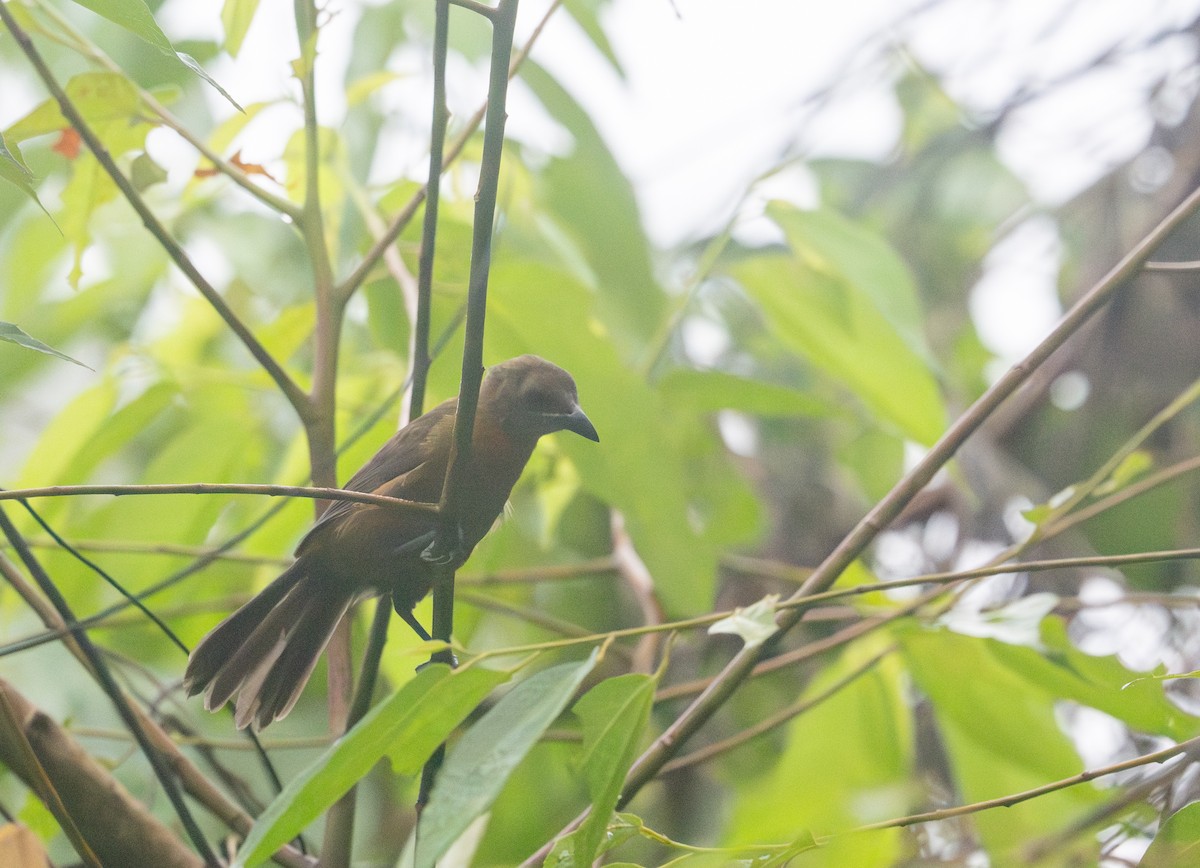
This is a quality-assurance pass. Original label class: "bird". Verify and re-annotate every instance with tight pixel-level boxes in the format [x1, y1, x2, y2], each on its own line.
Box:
[183, 355, 599, 730]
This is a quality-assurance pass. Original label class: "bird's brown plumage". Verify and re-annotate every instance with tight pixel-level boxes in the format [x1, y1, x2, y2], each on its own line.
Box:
[184, 355, 598, 729]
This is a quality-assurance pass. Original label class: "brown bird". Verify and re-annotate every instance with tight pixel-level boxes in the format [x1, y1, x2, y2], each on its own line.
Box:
[184, 355, 598, 729]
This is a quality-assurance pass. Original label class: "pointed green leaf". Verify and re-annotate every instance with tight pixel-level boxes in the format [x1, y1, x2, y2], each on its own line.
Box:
[221, 0, 261, 58]
[233, 664, 507, 868]
[69, 0, 172, 53]
[66, 0, 240, 109]
[0, 322, 91, 369]
[0, 133, 51, 219]
[567, 673, 656, 865]
[735, 202, 947, 444]
[416, 650, 599, 868]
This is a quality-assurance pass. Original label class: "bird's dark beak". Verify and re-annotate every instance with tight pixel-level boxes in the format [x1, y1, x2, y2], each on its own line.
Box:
[561, 405, 599, 442]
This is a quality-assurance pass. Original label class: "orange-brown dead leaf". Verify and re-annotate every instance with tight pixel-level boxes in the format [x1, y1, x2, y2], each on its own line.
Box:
[194, 149, 277, 182]
[52, 128, 82, 160]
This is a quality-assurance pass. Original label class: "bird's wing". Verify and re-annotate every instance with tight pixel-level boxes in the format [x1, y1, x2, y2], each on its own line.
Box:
[297, 398, 457, 550]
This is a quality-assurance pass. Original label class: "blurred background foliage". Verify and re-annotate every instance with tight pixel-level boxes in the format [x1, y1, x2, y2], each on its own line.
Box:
[2, 0, 1200, 865]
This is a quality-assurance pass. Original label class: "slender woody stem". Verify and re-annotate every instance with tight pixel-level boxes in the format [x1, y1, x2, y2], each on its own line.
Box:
[419, 0, 521, 811]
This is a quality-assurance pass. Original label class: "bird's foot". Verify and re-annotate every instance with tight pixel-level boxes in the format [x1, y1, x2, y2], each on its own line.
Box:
[421, 524, 467, 567]
[415, 651, 459, 672]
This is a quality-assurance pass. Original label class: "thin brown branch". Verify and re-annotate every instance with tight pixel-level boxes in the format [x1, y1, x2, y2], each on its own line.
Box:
[0, 483, 437, 515]
[852, 735, 1200, 833]
[450, 0, 498, 17]
[1042, 453, 1200, 539]
[1143, 259, 1200, 271]
[660, 648, 892, 775]
[655, 595, 931, 705]
[0, 553, 314, 868]
[611, 510, 664, 674]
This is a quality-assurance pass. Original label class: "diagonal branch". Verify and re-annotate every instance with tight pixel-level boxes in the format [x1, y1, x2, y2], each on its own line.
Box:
[522, 178, 1200, 865]
[613, 179, 1200, 807]
[29, 0, 302, 221]
[0, 4, 312, 421]
[0, 507, 219, 863]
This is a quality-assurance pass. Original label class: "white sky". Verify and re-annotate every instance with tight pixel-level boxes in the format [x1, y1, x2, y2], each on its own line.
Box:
[10, 0, 1200, 368]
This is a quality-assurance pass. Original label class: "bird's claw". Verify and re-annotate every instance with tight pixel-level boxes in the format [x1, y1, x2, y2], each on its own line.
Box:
[421, 524, 467, 566]
[415, 651, 459, 672]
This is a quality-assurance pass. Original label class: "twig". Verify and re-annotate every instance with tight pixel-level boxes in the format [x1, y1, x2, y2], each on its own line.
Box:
[660, 648, 892, 775]
[0, 482, 437, 515]
[611, 510, 664, 674]
[851, 735, 1200, 833]
[1042, 453, 1200, 539]
[409, 0, 451, 420]
[1144, 259, 1200, 271]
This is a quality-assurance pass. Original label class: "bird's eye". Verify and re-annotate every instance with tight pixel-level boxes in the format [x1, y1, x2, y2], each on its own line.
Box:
[524, 388, 561, 413]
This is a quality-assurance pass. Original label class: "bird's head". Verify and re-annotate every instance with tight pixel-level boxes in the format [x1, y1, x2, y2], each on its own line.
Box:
[482, 355, 600, 443]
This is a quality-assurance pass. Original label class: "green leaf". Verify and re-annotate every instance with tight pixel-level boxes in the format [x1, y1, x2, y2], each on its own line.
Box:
[1094, 449, 1153, 496]
[6, 72, 156, 288]
[67, 0, 241, 110]
[899, 625, 1104, 860]
[567, 673, 656, 865]
[520, 62, 666, 351]
[345, 70, 406, 107]
[69, 0, 173, 53]
[562, 0, 624, 77]
[0, 322, 91, 369]
[129, 152, 167, 191]
[734, 202, 947, 444]
[1013, 618, 1200, 740]
[416, 650, 600, 868]
[0, 133, 51, 218]
[488, 260, 760, 614]
[709, 594, 780, 648]
[658, 368, 836, 418]
[1143, 802, 1200, 867]
[5, 72, 141, 143]
[727, 641, 911, 865]
[221, 0, 260, 58]
[233, 664, 506, 868]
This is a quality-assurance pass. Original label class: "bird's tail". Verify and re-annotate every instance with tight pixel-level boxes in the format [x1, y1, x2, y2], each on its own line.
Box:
[184, 561, 352, 730]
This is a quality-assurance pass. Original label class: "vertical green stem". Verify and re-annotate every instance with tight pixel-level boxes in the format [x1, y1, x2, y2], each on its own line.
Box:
[417, 0, 521, 812]
[409, 0, 452, 421]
